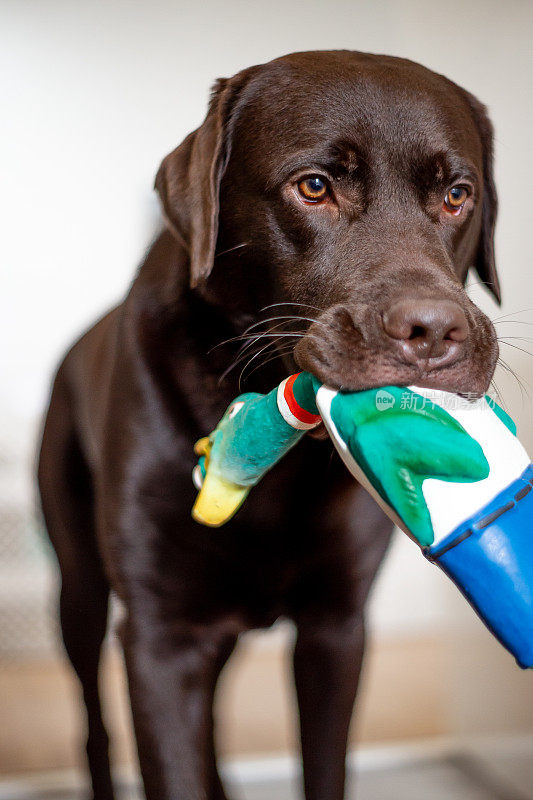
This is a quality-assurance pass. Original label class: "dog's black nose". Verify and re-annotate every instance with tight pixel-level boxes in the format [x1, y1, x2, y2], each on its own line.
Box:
[382, 298, 469, 362]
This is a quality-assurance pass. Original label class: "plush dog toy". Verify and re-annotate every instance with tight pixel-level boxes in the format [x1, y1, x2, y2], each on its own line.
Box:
[192, 372, 533, 668]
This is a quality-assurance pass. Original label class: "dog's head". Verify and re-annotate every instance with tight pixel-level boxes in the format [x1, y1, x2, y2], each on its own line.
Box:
[156, 51, 499, 395]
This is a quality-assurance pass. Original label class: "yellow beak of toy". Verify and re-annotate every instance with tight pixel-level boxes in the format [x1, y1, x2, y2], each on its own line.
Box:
[192, 471, 250, 527]
[191, 437, 250, 527]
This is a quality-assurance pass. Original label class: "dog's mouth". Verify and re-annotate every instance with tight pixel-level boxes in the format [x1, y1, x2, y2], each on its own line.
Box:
[290, 301, 499, 398]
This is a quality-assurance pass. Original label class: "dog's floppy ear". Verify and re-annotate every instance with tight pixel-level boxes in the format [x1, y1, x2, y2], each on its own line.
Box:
[155, 69, 256, 288]
[463, 92, 501, 304]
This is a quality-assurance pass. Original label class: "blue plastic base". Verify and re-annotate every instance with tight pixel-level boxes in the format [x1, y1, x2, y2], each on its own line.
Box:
[426, 463, 533, 669]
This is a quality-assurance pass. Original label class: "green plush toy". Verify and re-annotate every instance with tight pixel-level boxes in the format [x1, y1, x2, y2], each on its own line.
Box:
[192, 373, 321, 526]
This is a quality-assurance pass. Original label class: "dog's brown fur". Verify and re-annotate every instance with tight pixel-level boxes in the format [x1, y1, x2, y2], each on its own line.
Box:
[38, 51, 499, 800]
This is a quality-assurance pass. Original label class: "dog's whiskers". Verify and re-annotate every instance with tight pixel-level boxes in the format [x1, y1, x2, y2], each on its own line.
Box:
[215, 317, 320, 348]
[214, 242, 249, 259]
[219, 329, 306, 385]
[492, 308, 533, 323]
[245, 344, 298, 381]
[221, 332, 305, 378]
[225, 318, 298, 352]
[228, 321, 308, 359]
[216, 317, 306, 383]
[226, 319, 303, 365]
[498, 340, 533, 360]
[209, 314, 322, 354]
[496, 355, 533, 403]
[498, 335, 533, 344]
[494, 320, 533, 329]
[237, 339, 284, 390]
[260, 301, 323, 313]
[488, 377, 506, 409]
[218, 338, 275, 385]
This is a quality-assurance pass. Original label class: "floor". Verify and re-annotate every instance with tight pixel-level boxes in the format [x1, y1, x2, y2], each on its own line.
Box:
[239, 756, 533, 800]
[0, 633, 449, 773]
[2, 631, 533, 799]
[1, 748, 532, 800]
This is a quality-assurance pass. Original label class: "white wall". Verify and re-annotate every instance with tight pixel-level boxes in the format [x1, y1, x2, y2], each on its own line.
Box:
[2, 0, 533, 420]
[2, 0, 533, 732]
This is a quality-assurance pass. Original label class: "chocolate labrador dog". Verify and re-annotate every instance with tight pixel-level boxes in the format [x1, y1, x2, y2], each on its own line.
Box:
[38, 51, 500, 800]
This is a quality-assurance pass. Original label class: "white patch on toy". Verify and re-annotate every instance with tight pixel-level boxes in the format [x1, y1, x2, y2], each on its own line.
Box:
[192, 464, 204, 490]
[411, 387, 530, 544]
[228, 401, 245, 418]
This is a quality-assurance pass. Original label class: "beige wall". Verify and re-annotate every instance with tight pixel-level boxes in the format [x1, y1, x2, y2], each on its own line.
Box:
[1, 0, 533, 756]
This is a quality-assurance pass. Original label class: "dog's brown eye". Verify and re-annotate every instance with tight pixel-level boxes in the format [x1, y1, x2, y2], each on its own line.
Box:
[297, 176, 329, 202]
[444, 185, 469, 212]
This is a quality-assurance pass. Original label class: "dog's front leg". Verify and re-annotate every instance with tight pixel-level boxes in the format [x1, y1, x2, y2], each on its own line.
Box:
[120, 608, 236, 800]
[292, 483, 393, 800]
[293, 612, 366, 800]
